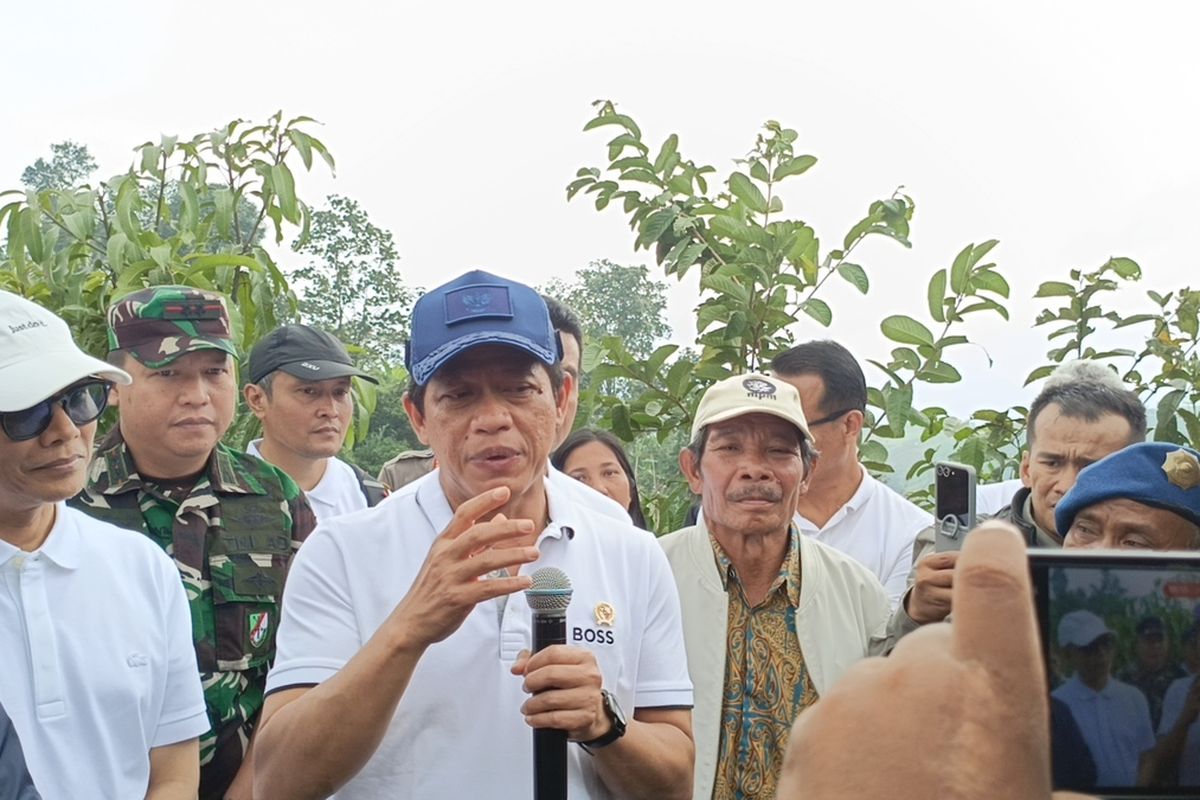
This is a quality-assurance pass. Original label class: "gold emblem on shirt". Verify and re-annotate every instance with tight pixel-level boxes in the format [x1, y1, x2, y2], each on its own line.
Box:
[594, 602, 615, 627]
[1163, 449, 1200, 490]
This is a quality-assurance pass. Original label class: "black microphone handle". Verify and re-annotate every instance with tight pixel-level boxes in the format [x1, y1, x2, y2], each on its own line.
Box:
[532, 613, 568, 800]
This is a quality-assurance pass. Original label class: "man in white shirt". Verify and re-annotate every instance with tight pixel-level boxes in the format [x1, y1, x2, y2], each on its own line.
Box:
[771, 341, 927, 607]
[1051, 610, 1155, 787]
[1152, 649, 1200, 788]
[0, 291, 208, 799]
[253, 270, 694, 799]
[243, 324, 387, 520]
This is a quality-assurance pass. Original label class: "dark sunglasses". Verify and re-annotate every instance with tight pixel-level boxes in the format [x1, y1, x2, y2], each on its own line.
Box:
[1, 380, 112, 442]
[807, 407, 857, 427]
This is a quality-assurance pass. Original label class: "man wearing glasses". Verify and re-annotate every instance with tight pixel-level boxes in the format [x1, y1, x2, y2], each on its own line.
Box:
[0, 291, 208, 798]
[70, 286, 316, 800]
[771, 341, 928, 608]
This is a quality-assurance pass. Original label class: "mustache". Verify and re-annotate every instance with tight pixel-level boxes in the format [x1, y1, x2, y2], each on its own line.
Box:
[727, 486, 783, 503]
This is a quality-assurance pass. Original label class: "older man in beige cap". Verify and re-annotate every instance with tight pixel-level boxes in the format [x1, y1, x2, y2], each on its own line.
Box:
[659, 372, 889, 800]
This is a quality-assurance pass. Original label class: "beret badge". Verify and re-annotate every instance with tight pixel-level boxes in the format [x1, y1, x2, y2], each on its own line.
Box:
[1163, 449, 1200, 490]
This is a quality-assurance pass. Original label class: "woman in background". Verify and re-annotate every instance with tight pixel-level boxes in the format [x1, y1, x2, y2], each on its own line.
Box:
[552, 428, 649, 530]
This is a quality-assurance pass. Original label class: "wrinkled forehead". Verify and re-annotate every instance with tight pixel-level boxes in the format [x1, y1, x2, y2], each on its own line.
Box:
[430, 344, 545, 384]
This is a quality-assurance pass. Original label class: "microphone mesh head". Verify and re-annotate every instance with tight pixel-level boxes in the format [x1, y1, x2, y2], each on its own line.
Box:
[525, 567, 573, 612]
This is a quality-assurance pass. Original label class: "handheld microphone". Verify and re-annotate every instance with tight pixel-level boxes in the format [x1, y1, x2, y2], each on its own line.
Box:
[525, 567, 573, 800]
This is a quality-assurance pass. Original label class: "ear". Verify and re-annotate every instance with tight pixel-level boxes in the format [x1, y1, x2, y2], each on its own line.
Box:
[402, 392, 432, 446]
[1019, 450, 1032, 487]
[243, 383, 269, 419]
[798, 448, 818, 496]
[108, 383, 122, 408]
[843, 409, 865, 440]
[679, 447, 704, 495]
[555, 370, 576, 421]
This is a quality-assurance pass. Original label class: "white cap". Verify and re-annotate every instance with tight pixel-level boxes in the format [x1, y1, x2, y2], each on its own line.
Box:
[691, 372, 813, 442]
[1057, 609, 1114, 648]
[0, 291, 131, 412]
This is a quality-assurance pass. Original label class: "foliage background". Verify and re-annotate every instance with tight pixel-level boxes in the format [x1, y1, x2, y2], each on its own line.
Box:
[2, 109, 1197, 528]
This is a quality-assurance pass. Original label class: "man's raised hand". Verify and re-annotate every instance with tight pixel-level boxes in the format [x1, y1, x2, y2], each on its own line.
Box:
[388, 486, 539, 649]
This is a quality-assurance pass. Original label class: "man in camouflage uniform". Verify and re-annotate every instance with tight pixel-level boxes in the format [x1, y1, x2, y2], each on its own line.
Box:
[70, 286, 316, 800]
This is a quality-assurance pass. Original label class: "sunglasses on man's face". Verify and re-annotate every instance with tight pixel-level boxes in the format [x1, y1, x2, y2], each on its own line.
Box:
[1, 380, 112, 442]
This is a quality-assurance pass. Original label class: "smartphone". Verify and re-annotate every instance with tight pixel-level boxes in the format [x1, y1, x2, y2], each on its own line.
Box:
[1030, 550, 1200, 797]
[934, 461, 976, 552]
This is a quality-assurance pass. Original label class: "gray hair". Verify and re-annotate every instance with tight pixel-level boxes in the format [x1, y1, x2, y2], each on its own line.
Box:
[1027, 361, 1146, 446]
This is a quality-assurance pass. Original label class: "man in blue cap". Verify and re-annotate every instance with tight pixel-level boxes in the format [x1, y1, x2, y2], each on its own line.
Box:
[1057, 442, 1200, 551]
[253, 270, 694, 799]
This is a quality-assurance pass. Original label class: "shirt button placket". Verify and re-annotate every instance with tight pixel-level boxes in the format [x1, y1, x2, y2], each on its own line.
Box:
[20, 556, 66, 719]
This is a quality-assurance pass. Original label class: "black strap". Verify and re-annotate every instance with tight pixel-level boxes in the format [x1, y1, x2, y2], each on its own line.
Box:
[349, 463, 389, 507]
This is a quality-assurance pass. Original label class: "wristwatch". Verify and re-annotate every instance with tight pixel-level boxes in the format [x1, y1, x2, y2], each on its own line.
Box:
[579, 689, 627, 753]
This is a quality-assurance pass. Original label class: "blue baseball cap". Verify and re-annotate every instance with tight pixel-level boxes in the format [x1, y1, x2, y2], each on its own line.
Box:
[1056, 442, 1200, 533]
[404, 270, 562, 386]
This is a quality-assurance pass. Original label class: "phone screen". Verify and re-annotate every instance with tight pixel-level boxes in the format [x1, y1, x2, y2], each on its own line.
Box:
[1030, 552, 1200, 796]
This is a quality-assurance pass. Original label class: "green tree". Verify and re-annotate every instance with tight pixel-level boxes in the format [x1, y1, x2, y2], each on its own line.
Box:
[291, 194, 416, 370]
[0, 111, 336, 443]
[542, 260, 670, 360]
[20, 141, 98, 191]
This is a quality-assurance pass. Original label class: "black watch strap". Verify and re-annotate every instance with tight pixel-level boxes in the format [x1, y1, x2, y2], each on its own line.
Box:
[579, 689, 626, 752]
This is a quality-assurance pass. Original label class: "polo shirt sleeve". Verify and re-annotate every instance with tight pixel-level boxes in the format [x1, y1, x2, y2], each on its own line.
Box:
[266, 527, 360, 693]
[153, 551, 210, 747]
[632, 540, 693, 710]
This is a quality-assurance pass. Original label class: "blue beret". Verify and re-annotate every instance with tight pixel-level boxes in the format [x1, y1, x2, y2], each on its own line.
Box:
[1056, 442, 1200, 534]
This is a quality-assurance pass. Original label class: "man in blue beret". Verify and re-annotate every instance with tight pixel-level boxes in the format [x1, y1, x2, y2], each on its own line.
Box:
[1057, 442, 1200, 551]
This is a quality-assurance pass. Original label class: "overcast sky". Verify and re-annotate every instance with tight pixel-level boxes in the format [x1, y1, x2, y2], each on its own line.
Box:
[3, 1, 1197, 415]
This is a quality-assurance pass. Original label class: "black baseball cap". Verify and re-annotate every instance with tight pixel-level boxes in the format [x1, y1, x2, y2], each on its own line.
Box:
[247, 324, 378, 385]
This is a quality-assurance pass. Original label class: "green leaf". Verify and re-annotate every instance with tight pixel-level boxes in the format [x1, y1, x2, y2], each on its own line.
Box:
[836, 263, 869, 294]
[800, 298, 833, 327]
[639, 209, 676, 246]
[916, 361, 962, 383]
[1035, 281, 1076, 298]
[270, 164, 300, 224]
[949, 243, 972, 294]
[971, 269, 1010, 298]
[1105, 256, 1141, 280]
[583, 113, 642, 140]
[1177, 408, 1200, 446]
[927, 269, 947, 322]
[880, 314, 935, 347]
[728, 172, 767, 214]
[772, 155, 817, 181]
[750, 161, 769, 182]
[287, 130, 313, 170]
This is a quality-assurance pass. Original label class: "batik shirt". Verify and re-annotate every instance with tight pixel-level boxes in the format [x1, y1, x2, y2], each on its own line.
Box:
[710, 528, 818, 800]
[70, 435, 315, 774]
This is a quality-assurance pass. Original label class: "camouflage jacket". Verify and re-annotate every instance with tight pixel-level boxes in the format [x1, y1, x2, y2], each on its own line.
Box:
[69, 433, 316, 769]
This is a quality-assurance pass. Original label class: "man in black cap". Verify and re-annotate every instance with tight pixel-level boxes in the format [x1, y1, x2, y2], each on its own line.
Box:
[244, 324, 388, 521]
[1117, 616, 1188, 729]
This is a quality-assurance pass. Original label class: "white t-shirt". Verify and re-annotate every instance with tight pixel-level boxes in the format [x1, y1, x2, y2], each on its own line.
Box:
[1158, 674, 1200, 787]
[1053, 674, 1156, 787]
[976, 478, 1024, 516]
[794, 467, 928, 608]
[247, 439, 367, 522]
[0, 504, 209, 799]
[266, 471, 693, 799]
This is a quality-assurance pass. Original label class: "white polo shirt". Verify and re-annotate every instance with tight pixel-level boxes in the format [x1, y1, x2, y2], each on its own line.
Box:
[1158, 674, 1199, 786]
[248, 439, 367, 521]
[267, 471, 692, 799]
[546, 463, 633, 525]
[794, 467, 928, 608]
[1052, 674, 1156, 787]
[0, 504, 209, 799]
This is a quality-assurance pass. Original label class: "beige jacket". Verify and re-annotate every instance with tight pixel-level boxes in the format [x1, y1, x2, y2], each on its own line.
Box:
[659, 521, 891, 800]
